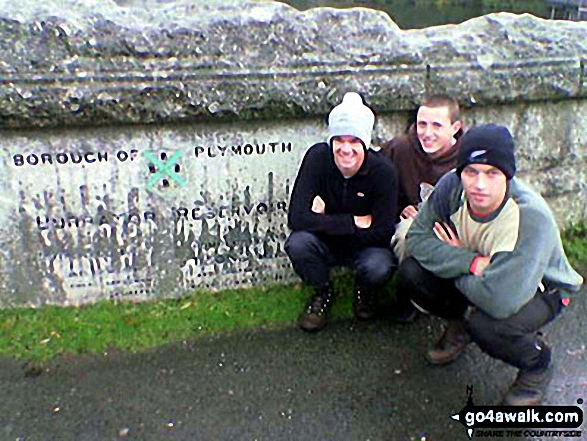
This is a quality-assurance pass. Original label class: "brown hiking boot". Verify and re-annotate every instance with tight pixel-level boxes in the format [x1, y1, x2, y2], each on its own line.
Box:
[427, 319, 470, 365]
[353, 284, 376, 321]
[298, 285, 333, 332]
[503, 360, 554, 406]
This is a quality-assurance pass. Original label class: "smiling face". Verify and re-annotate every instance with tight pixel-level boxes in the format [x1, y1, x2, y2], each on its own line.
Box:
[331, 135, 365, 178]
[416, 105, 461, 157]
[461, 164, 508, 215]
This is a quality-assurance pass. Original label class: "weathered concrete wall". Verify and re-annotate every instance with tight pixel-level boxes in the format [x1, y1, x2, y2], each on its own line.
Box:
[1, 121, 312, 306]
[0, 0, 586, 306]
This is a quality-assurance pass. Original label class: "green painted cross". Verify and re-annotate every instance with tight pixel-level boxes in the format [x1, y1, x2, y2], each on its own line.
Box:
[144, 150, 187, 190]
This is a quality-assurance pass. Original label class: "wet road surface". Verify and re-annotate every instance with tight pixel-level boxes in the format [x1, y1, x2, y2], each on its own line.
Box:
[1, 285, 585, 441]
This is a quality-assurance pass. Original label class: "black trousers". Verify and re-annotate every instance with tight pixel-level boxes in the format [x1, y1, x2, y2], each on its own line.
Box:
[284, 231, 396, 289]
[397, 257, 564, 370]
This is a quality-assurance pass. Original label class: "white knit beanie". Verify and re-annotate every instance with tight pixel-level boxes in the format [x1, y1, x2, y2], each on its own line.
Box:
[328, 92, 375, 150]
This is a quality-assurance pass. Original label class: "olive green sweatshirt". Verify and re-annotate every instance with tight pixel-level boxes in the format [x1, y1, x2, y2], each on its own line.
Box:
[406, 172, 583, 319]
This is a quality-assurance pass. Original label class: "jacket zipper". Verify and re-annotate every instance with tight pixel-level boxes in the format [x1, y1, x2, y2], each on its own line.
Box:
[342, 180, 348, 211]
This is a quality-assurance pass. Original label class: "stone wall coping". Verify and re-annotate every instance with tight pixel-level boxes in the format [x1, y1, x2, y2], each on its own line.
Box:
[0, 0, 586, 128]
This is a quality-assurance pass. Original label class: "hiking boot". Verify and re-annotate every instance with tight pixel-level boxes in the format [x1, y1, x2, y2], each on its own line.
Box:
[427, 319, 470, 365]
[298, 285, 333, 332]
[503, 360, 554, 406]
[353, 284, 376, 321]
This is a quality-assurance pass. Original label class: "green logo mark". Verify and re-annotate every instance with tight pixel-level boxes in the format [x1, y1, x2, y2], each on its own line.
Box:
[144, 150, 187, 191]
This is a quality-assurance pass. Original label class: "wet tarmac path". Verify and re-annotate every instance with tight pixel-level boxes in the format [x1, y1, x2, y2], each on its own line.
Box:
[1, 285, 585, 441]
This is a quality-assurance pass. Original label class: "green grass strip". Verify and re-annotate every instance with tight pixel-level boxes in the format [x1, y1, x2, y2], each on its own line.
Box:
[0, 284, 305, 362]
[0, 277, 361, 363]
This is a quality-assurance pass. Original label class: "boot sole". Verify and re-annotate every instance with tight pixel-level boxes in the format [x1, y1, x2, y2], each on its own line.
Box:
[426, 346, 467, 365]
[298, 314, 327, 332]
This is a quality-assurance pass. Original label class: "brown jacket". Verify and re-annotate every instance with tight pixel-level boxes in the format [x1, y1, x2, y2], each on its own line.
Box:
[381, 125, 462, 219]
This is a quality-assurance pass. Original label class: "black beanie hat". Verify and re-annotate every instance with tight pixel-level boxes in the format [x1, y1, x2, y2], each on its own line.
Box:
[456, 124, 516, 180]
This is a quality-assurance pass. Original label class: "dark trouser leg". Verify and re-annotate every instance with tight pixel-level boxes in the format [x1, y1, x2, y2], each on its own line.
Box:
[467, 289, 563, 370]
[353, 247, 396, 288]
[397, 257, 468, 320]
[284, 231, 333, 287]
[352, 247, 397, 320]
[397, 257, 470, 363]
[469, 289, 564, 405]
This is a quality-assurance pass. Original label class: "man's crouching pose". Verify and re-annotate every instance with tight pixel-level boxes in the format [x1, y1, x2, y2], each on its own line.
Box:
[399, 124, 583, 405]
[285, 92, 398, 332]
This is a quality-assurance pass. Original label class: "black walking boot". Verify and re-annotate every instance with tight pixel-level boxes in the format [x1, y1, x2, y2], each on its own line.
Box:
[298, 284, 334, 332]
[427, 319, 470, 365]
[503, 344, 553, 406]
[353, 283, 376, 321]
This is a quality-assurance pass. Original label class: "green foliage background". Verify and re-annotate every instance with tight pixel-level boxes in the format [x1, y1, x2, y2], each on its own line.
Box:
[282, 0, 552, 29]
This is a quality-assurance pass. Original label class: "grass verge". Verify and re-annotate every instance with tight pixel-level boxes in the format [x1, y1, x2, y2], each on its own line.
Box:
[1, 226, 585, 363]
[0, 284, 308, 363]
[0, 273, 360, 363]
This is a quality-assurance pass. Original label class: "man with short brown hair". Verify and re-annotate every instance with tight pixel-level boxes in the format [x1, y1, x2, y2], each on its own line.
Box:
[383, 94, 462, 222]
[382, 94, 463, 321]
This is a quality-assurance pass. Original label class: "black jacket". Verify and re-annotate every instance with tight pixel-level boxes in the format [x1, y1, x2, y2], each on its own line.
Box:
[288, 142, 397, 249]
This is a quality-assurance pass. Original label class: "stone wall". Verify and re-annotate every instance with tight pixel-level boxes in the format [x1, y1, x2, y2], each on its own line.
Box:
[0, 0, 586, 306]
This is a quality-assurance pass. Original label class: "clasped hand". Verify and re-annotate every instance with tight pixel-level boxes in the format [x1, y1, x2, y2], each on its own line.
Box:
[433, 221, 490, 276]
[312, 195, 371, 229]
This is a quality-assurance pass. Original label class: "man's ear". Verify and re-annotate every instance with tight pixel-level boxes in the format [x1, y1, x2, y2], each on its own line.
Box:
[451, 120, 462, 137]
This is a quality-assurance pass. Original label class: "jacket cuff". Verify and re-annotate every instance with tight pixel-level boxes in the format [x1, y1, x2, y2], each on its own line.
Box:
[469, 255, 483, 275]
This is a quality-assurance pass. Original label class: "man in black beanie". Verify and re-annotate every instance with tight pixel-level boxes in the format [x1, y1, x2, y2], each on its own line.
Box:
[398, 124, 583, 405]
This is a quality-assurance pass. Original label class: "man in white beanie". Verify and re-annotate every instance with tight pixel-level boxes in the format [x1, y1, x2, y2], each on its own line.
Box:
[285, 92, 398, 332]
